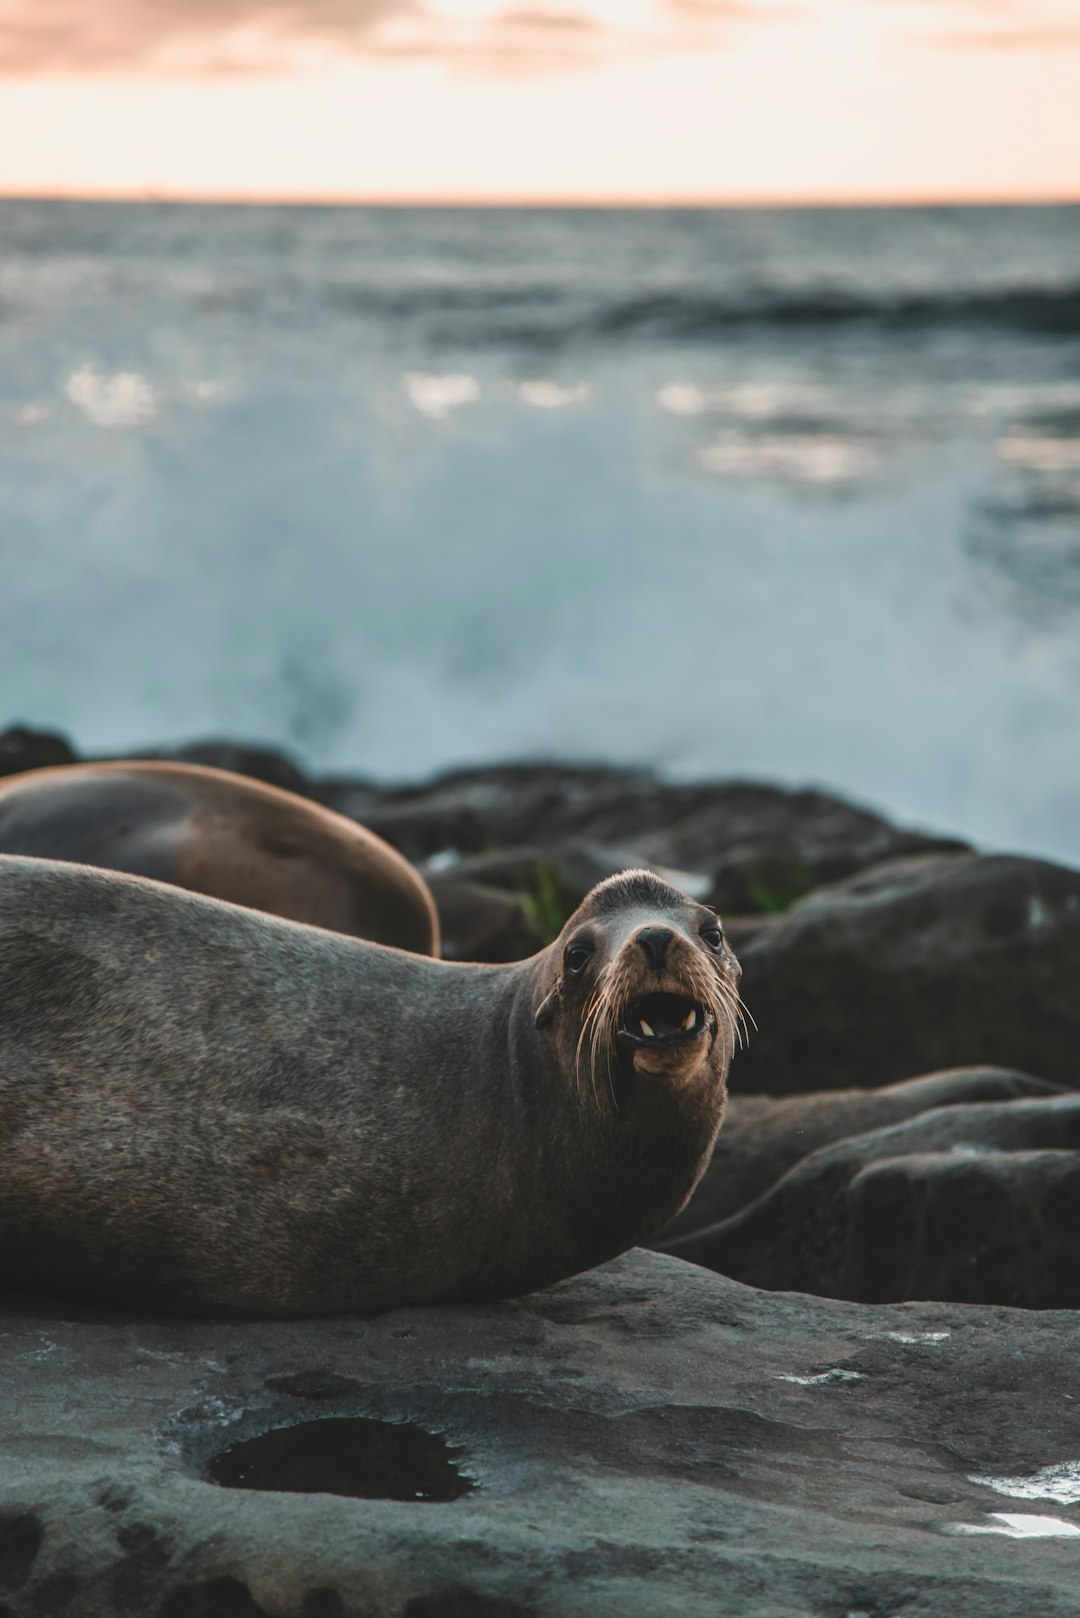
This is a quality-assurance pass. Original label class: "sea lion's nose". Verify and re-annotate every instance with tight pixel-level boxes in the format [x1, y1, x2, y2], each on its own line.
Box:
[637, 927, 673, 970]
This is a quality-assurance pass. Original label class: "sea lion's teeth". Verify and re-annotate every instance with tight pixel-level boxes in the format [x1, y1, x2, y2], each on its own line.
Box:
[682, 1009, 697, 1031]
[639, 1018, 655, 1038]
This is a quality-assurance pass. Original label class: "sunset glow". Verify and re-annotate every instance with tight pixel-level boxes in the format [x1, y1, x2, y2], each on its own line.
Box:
[0, 0, 1078, 202]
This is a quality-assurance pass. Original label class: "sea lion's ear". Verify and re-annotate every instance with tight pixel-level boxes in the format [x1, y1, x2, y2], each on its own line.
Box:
[534, 979, 562, 1030]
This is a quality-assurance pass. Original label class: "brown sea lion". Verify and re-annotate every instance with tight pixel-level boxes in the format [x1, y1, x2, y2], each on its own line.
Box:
[0, 761, 438, 955]
[0, 860, 740, 1318]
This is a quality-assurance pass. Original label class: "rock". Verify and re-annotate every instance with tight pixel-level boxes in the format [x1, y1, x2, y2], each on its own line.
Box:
[661, 1092, 1080, 1306]
[135, 739, 313, 796]
[317, 766, 966, 914]
[425, 876, 544, 962]
[659, 1067, 1065, 1241]
[426, 848, 604, 949]
[2, 1249, 1080, 1616]
[0, 726, 76, 778]
[732, 852, 1080, 1093]
[720, 912, 782, 954]
[316, 764, 662, 859]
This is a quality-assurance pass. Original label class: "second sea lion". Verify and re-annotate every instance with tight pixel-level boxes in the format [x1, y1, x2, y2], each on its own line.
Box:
[0, 760, 438, 955]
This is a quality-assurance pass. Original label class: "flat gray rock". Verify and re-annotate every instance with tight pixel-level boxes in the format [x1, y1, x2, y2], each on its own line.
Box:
[2, 1251, 1079, 1617]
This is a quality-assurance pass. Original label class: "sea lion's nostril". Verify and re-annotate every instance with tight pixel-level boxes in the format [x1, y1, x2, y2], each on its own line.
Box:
[637, 927, 673, 970]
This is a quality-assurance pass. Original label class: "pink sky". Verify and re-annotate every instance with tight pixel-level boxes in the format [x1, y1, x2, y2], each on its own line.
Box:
[0, 0, 1078, 201]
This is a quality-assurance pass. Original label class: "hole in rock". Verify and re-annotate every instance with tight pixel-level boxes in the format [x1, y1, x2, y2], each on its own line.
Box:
[206, 1417, 473, 1502]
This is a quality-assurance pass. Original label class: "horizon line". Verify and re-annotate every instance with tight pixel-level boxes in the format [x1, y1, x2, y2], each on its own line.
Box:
[2, 185, 1079, 210]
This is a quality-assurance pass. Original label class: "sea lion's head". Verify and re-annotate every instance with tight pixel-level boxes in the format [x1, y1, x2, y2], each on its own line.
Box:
[533, 869, 744, 1109]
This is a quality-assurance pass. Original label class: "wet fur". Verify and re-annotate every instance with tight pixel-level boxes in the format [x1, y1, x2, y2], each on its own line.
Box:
[0, 858, 737, 1318]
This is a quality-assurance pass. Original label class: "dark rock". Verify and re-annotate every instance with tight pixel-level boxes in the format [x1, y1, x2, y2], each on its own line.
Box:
[315, 764, 658, 859]
[321, 789, 490, 863]
[134, 740, 312, 796]
[0, 1513, 41, 1591]
[0, 728, 76, 779]
[426, 849, 594, 947]
[720, 912, 782, 954]
[733, 852, 1080, 1093]
[425, 877, 544, 963]
[662, 1092, 1080, 1306]
[2, 1251, 1080, 1616]
[660, 1066, 1065, 1241]
[317, 765, 966, 914]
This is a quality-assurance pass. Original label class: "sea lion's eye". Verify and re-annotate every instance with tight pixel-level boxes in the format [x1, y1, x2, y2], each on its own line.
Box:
[565, 942, 594, 976]
[700, 923, 724, 950]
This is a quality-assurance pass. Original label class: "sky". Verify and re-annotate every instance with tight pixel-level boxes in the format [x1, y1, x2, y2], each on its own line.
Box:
[0, 0, 1078, 201]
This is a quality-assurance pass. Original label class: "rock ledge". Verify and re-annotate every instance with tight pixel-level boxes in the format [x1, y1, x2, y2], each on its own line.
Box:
[2, 1251, 1079, 1617]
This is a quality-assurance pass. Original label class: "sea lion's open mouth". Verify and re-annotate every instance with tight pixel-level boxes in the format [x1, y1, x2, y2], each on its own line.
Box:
[619, 992, 712, 1048]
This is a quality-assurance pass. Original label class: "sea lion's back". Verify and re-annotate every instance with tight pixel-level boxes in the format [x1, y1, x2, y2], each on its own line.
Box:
[0, 855, 487, 1316]
[0, 857, 350, 1100]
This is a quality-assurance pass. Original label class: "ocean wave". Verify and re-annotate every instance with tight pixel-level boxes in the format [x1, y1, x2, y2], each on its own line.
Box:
[324, 278, 1080, 346]
[587, 283, 1080, 339]
[6, 236, 1080, 348]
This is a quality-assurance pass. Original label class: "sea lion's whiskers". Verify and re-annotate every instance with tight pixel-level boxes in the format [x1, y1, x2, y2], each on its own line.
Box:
[690, 952, 749, 1051]
[588, 1017, 614, 1114]
[576, 966, 609, 1058]
[577, 960, 619, 1112]
[719, 977, 754, 1050]
[693, 956, 743, 1058]
[587, 958, 630, 1113]
[599, 957, 637, 1104]
[711, 978, 745, 1050]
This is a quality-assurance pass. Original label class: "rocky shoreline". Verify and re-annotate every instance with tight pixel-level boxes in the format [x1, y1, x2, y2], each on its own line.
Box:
[4, 723, 1079, 1307]
[1, 724, 1078, 1615]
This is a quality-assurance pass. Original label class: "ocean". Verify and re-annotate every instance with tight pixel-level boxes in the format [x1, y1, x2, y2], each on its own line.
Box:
[2, 199, 1079, 862]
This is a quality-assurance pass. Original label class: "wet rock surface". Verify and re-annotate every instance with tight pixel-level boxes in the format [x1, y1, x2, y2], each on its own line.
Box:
[3, 1249, 1080, 1618]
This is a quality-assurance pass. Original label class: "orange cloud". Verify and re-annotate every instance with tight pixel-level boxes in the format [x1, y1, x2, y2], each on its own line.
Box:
[661, 0, 771, 15]
[0, 0, 414, 74]
[935, 23, 1080, 46]
[0, 0, 783, 77]
[875, 0, 1080, 50]
[370, 7, 611, 75]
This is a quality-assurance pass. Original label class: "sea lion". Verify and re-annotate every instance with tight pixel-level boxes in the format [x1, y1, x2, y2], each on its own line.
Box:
[0, 860, 740, 1318]
[0, 761, 438, 955]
